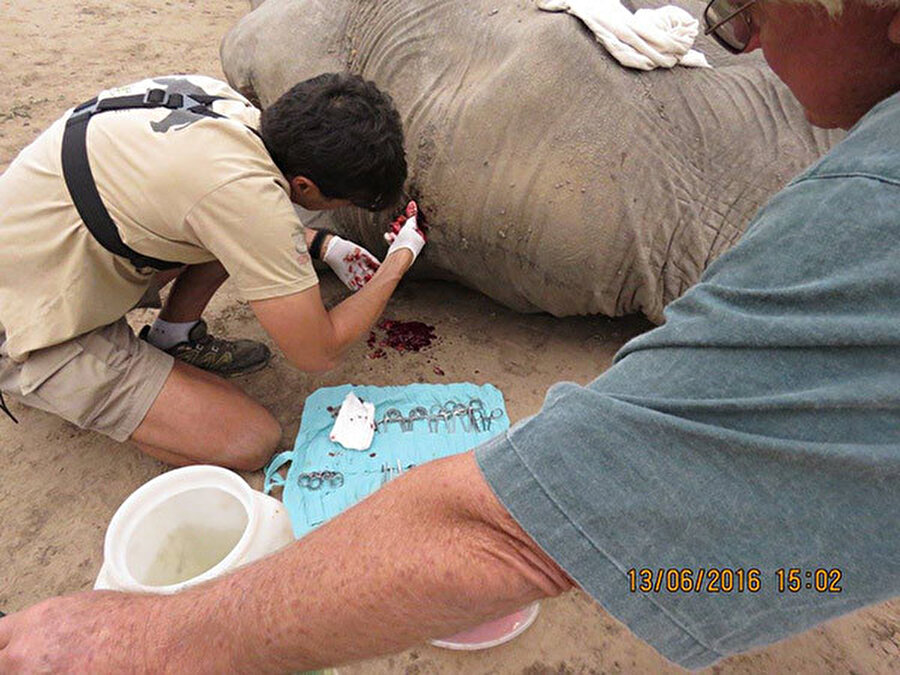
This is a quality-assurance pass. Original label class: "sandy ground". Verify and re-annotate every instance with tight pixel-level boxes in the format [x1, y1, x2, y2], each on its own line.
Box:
[1, 1, 898, 673]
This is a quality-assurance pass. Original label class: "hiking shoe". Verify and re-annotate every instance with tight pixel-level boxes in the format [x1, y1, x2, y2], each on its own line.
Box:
[139, 319, 271, 377]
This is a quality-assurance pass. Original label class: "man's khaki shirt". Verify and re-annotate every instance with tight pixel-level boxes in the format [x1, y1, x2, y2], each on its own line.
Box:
[0, 75, 317, 361]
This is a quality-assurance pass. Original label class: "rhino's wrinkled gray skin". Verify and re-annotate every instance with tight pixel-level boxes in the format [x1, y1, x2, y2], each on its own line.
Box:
[221, 0, 842, 322]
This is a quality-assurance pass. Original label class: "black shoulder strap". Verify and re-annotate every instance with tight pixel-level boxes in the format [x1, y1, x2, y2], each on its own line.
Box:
[60, 88, 243, 272]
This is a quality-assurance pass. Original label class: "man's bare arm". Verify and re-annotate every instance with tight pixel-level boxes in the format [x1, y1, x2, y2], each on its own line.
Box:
[251, 248, 412, 372]
[0, 452, 572, 673]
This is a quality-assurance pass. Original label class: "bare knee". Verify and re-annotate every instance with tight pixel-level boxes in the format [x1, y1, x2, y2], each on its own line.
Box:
[134, 363, 283, 471]
[220, 406, 282, 471]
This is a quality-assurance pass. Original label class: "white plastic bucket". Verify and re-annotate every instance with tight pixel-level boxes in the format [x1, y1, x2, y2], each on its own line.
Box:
[95, 465, 294, 593]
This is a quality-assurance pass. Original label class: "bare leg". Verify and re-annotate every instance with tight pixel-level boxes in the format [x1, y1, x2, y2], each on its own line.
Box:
[158, 260, 230, 323]
[147, 261, 270, 378]
[151, 265, 186, 291]
[130, 360, 282, 471]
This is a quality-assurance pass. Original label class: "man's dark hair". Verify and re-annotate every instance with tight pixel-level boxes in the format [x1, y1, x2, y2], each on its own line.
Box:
[260, 72, 407, 212]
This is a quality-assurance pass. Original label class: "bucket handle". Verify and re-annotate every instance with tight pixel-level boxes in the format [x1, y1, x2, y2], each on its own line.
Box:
[263, 451, 294, 494]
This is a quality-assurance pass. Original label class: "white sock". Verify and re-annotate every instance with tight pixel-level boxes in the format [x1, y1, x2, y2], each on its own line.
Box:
[146, 318, 199, 350]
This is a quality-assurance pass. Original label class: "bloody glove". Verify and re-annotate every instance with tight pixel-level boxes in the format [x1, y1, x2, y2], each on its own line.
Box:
[384, 200, 426, 263]
[322, 236, 381, 291]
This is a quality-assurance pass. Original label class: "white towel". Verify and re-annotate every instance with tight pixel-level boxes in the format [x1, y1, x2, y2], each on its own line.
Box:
[538, 0, 711, 71]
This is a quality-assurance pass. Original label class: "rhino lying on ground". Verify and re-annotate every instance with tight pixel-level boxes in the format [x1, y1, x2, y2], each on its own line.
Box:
[221, 0, 841, 322]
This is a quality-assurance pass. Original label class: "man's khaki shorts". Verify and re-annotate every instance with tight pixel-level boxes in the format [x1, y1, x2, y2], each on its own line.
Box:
[0, 318, 174, 442]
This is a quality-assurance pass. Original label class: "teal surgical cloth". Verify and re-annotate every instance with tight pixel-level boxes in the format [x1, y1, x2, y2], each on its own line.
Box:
[265, 383, 508, 538]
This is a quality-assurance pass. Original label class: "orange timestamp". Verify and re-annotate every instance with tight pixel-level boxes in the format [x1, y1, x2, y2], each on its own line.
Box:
[628, 567, 761, 593]
[627, 567, 844, 593]
[775, 567, 843, 593]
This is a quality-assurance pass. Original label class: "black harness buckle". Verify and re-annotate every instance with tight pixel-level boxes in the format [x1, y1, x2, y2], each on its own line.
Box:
[143, 88, 166, 105]
[142, 88, 184, 109]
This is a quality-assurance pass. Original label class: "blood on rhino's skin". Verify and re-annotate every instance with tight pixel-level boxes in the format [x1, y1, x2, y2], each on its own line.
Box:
[221, 0, 843, 323]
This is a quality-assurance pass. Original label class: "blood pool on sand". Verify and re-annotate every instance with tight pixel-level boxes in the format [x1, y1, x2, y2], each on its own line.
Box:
[366, 318, 438, 358]
[378, 319, 436, 353]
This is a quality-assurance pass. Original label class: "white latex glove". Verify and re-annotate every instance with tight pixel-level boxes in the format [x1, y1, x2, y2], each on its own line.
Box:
[322, 235, 381, 291]
[384, 200, 426, 263]
[538, 0, 710, 71]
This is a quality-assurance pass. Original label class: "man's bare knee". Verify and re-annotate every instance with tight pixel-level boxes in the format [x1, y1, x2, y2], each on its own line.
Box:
[220, 408, 282, 471]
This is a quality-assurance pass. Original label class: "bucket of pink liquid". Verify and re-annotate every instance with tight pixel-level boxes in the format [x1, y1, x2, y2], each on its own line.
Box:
[430, 601, 540, 650]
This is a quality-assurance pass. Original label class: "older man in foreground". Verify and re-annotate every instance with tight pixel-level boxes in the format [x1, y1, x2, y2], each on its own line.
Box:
[1, 0, 898, 671]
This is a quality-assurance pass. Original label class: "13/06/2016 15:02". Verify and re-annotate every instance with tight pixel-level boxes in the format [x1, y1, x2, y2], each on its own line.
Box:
[626, 567, 843, 593]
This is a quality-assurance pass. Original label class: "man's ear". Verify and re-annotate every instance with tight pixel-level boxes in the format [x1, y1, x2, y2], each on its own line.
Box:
[290, 176, 322, 206]
[289, 175, 317, 200]
[889, 8, 900, 44]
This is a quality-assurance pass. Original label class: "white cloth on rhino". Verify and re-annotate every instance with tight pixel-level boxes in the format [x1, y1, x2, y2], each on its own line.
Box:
[538, 0, 710, 70]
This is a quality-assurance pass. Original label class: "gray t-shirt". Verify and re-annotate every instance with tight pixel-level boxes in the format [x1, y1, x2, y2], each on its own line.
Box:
[477, 91, 900, 669]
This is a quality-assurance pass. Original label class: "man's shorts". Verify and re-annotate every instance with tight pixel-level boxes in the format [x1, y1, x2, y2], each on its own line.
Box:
[0, 318, 174, 442]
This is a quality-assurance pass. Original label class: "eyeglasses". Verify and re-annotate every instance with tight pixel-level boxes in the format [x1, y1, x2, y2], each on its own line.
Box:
[352, 191, 386, 212]
[703, 0, 758, 54]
